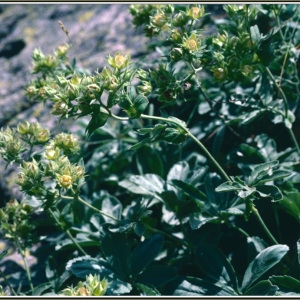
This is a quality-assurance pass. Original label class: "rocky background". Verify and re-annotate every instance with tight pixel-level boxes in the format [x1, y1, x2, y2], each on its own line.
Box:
[0, 4, 152, 203]
[0, 4, 223, 204]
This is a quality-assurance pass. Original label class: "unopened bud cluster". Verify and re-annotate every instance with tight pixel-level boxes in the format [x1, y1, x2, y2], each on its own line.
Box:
[62, 274, 109, 296]
[0, 199, 35, 249]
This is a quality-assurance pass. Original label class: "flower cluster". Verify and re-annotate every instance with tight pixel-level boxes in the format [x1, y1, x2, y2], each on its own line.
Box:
[61, 274, 109, 296]
[0, 199, 35, 249]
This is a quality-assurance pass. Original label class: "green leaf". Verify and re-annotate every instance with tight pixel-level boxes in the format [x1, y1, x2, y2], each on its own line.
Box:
[160, 127, 187, 144]
[242, 109, 266, 125]
[254, 169, 292, 185]
[284, 110, 295, 129]
[241, 244, 289, 291]
[215, 180, 245, 193]
[86, 112, 108, 137]
[119, 93, 149, 118]
[167, 161, 190, 182]
[255, 184, 282, 201]
[244, 280, 278, 295]
[247, 161, 279, 186]
[135, 145, 164, 177]
[189, 213, 219, 230]
[0, 249, 8, 261]
[137, 265, 178, 287]
[171, 276, 238, 296]
[131, 234, 164, 277]
[250, 25, 261, 48]
[100, 230, 131, 280]
[119, 174, 165, 197]
[195, 243, 238, 290]
[66, 256, 132, 295]
[171, 179, 207, 203]
[130, 137, 152, 150]
[280, 193, 300, 222]
[134, 283, 161, 296]
[269, 275, 300, 294]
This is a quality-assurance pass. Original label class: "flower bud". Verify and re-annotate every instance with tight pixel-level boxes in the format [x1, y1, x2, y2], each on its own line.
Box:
[35, 128, 50, 143]
[45, 147, 60, 160]
[107, 53, 130, 69]
[52, 101, 68, 115]
[26, 85, 39, 97]
[171, 29, 183, 42]
[151, 12, 167, 28]
[182, 33, 200, 52]
[173, 11, 188, 27]
[23, 159, 40, 179]
[18, 122, 30, 135]
[241, 64, 253, 77]
[137, 81, 152, 95]
[187, 5, 205, 20]
[15, 172, 28, 187]
[213, 67, 228, 81]
[170, 48, 183, 62]
[57, 44, 70, 57]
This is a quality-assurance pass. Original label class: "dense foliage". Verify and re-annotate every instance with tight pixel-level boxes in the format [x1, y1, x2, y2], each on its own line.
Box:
[0, 4, 300, 296]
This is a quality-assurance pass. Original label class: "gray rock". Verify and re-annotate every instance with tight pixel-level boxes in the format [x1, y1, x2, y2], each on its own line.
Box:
[0, 4, 147, 203]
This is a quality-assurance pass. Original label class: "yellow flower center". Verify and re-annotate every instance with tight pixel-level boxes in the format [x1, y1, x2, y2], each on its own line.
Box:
[191, 7, 200, 18]
[115, 54, 126, 68]
[60, 175, 72, 188]
[188, 39, 197, 51]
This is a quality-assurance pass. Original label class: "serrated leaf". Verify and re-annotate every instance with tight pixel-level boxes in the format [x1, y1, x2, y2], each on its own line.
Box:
[241, 244, 289, 291]
[244, 280, 278, 295]
[247, 161, 279, 186]
[171, 276, 238, 296]
[215, 181, 244, 192]
[66, 256, 132, 295]
[256, 184, 282, 201]
[269, 275, 300, 294]
[255, 169, 292, 185]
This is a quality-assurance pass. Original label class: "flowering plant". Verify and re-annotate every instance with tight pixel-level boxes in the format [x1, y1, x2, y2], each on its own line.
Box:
[0, 4, 300, 296]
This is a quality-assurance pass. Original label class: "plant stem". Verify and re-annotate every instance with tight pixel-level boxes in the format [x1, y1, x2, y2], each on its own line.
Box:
[140, 113, 232, 182]
[251, 206, 279, 245]
[65, 229, 88, 256]
[15, 239, 34, 293]
[265, 66, 300, 155]
[0, 268, 17, 296]
[48, 207, 88, 256]
[77, 196, 119, 222]
[265, 66, 288, 117]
